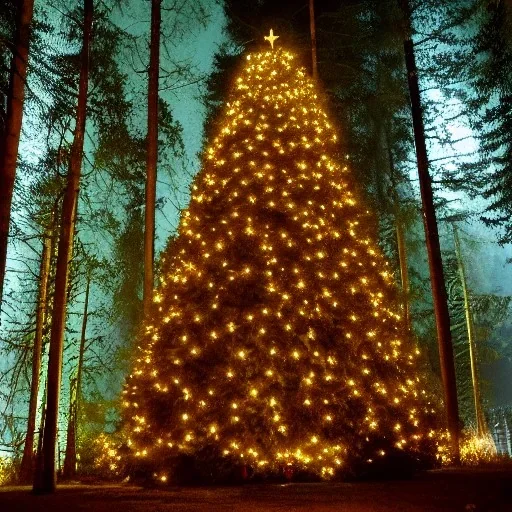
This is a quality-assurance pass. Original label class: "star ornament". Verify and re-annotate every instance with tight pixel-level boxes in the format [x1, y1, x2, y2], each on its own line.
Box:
[264, 29, 279, 50]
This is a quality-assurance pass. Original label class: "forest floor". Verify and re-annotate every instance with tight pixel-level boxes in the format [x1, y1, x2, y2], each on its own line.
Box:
[1, 466, 512, 512]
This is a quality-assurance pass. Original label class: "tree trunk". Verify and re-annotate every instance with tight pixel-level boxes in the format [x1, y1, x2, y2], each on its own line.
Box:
[62, 378, 77, 480]
[33, 378, 47, 490]
[19, 225, 53, 483]
[385, 128, 411, 332]
[452, 223, 487, 436]
[0, 0, 35, 308]
[309, 0, 318, 80]
[62, 272, 90, 479]
[143, 0, 161, 317]
[399, 0, 460, 461]
[392, 191, 411, 333]
[395, 216, 411, 331]
[34, 0, 93, 494]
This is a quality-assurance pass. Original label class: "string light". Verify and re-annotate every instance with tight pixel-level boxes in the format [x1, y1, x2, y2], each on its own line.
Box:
[122, 43, 447, 483]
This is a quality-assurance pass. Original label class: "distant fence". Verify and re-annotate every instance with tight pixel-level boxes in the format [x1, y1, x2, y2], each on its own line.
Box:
[488, 407, 512, 456]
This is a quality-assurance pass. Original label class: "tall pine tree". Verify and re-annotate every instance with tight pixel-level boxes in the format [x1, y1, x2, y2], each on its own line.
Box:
[122, 41, 447, 483]
[473, 0, 512, 243]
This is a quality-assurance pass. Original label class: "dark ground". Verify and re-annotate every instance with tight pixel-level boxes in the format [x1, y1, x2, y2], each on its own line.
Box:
[1, 467, 512, 512]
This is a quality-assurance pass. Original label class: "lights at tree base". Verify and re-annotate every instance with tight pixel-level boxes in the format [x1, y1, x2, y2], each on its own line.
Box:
[121, 44, 450, 482]
[93, 433, 123, 478]
[459, 431, 498, 465]
[0, 456, 14, 486]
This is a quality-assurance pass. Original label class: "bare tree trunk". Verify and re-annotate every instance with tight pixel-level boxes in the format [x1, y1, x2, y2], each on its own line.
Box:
[452, 223, 487, 436]
[19, 224, 53, 482]
[62, 272, 90, 479]
[0, 0, 35, 308]
[143, 0, 161, 317]
[33, 378, 47, 490]
[62, 378, 77, 479]
[398, 0, 460, 461]
[34, 0, 93, 494]
[75, 271, 89, 421]
[395, 217, 411, 330]
[384, 129, 411, 332]
[309, 0, 318, 80]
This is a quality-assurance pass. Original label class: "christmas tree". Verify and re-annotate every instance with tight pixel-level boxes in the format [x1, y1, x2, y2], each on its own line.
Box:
[122, 33, 447, 483]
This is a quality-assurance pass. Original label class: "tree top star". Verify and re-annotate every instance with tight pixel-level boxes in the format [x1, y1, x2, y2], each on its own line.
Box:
[264, 29, 279, 50]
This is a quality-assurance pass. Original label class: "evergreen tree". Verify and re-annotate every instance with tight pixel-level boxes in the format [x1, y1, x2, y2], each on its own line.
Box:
[410, 0, 511, 244]
[204, 1, 415, 214]
[36, 0, 93, 493]
[443, 228, 511, 429]
[204, 1, 426, 328]
[472, 0, 512, 244]
[143, 0, 161, 317]
[122, 43, 447, 483]
[399, 0, 463, 458]
[0, 0, 35, 307]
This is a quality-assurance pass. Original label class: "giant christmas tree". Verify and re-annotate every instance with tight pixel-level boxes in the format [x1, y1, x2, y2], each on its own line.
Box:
[122, 33, 448, 482]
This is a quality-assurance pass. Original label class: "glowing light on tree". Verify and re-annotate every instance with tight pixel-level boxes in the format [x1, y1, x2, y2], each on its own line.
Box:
[122, 39, 448, 482]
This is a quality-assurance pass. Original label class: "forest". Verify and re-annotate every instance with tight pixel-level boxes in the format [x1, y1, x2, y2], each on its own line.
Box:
[0, 0, 511, 492]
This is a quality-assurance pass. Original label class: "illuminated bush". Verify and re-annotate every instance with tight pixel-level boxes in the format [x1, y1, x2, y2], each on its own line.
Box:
[82, 433, 126, 480]
[460, 430, 498, 465]
[0, 456, 17, 486]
